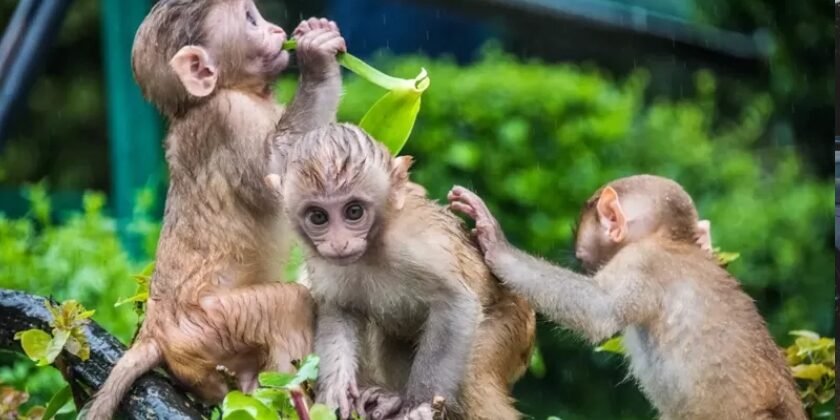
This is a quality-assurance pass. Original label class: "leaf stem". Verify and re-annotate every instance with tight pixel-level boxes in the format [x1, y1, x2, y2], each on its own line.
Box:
[290, 388, 310, 420]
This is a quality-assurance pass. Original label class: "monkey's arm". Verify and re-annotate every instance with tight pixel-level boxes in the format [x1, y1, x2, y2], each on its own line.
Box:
[489, 245, 659, 343]
[275, 18, 344, 138]
[314, 303, 361, 419]
[405, 282, 481, 408]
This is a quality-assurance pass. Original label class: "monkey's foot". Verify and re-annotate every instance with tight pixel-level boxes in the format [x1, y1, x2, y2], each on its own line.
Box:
[359, 387, 403, 420]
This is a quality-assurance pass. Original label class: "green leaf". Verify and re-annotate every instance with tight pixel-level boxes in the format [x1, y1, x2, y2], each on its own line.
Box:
[222, 391, 279, 420]
[42, 385, 71, 419]
[291, 354, 320, 386]
[310, 404, 338, 420]
[791, 363, 832, 381]
[258, 372, 296, 389]
[42, 330, 69, 366]
[114, 293, 149, 308]
[789, 330, 821, 340]
[252, 388, 293, 414]
[528, 345, 546, 378]
[15, 329, 52, 365]
[358, 76, 428, 155]
[594, 336, 626, 355]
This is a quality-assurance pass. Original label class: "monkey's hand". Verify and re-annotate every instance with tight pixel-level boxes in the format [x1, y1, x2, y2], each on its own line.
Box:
[392, 402, 435, 420]
[358, 387, 403, 420]
[317, 376, 359, 420]
[448, 186, 510, 257]
[293, 17, 346, 80]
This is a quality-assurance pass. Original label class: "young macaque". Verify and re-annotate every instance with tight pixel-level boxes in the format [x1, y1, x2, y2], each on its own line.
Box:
[269, 123, 536, 420]
[449, 175, 805, 420]
[86, 1, 345, 418]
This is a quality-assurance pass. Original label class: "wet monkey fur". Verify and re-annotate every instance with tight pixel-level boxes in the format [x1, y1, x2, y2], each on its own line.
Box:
[86, 1, 345, 418]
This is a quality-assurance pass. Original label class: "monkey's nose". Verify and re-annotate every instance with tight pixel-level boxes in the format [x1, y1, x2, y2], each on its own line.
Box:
[270, 25, 285, 36]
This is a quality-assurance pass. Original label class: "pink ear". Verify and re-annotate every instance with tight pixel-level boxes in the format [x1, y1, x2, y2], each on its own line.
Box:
[696, 219, 712, 252]
[390, 155, 414, 210]
[169, 46, 218, 97]
[596, 186, 626, 243]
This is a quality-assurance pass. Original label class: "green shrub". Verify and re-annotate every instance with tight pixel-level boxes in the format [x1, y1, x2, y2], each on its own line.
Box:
[0, 184, 153, 406]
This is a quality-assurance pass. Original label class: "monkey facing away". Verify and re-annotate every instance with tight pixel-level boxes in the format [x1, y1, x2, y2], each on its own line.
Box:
[268, 123, 536, 420]
[448, 175, 805, 420]
[86, 1, 345, 418]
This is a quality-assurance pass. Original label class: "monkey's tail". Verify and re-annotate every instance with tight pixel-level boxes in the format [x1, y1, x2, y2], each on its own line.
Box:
[84, 338, 162, 419]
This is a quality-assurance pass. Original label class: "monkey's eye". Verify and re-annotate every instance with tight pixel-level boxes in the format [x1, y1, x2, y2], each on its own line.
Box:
[344, 203, 365, 221]
[308, 209, 329, 226]
[245, 10, 257, 26]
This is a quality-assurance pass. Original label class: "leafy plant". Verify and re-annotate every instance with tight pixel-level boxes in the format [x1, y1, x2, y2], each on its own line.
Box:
[15, 300, 95, 366]
[785, 330, 835, 413]
[114, 262, 154, 315]
[221, 355, 336, 420]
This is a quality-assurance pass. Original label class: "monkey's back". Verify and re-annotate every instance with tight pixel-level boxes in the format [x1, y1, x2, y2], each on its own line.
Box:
[412, 195, 537, 419]
[625, 243, 804, 419]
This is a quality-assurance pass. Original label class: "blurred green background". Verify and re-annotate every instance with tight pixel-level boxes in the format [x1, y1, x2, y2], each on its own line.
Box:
[0, 0, 833, 419]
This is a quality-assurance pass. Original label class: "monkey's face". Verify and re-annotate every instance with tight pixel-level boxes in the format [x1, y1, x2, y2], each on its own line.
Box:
[295, 195, 380, 265]
[210, 0, 289, 89]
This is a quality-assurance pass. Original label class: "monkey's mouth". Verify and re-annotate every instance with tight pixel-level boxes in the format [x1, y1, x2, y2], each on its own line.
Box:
[323, 251, 364, 266]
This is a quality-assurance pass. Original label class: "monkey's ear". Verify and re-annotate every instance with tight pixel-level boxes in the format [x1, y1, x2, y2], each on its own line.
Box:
[170, 46, 218, 98]
[596, 186, 627, 243]
[390, 155, 414, 210]
[696, 219, 712, 253]
[264, 174, 283, 196]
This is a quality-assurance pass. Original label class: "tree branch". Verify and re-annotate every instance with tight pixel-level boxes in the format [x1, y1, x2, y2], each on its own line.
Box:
[0, 289, 206, 420]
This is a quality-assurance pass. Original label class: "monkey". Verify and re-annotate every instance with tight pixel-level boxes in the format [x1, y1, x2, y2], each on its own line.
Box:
[448, 175, 806, 420]
[85, 1, 345, 418]
[266, 123, 536, 420]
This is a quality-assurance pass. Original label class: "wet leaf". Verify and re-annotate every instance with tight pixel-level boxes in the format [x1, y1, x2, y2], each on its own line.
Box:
[291, 354, 320, 386]
[358, 71, 429, 155]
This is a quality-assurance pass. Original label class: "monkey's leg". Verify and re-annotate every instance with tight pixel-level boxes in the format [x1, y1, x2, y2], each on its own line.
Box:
[200, 282, 314, 374]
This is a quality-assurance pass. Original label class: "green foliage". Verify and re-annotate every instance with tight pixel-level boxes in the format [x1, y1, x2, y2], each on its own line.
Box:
[785, 330, 835, 415]
[0, 185, 155, 406]
[15, 300, 95, 366]
[221, 355, 332, 420]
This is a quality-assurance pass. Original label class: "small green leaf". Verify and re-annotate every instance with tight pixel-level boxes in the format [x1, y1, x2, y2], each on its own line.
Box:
[42, 330, 69, 366]
[114, 293, 149, 308]
[258, 372, 296, 389]
[15, 329, 52, 365]
[595, 336, 626, 355]
[528, 345, 546, 378]
[789, 330, 821, 340]
[42, 385, 71, 419]
[791, 364, 832, 381]
[252, 388, 293, 414]
[291, 354, 320, 386]
[310, 403, 338, 420]
[547, 416, 563, 420]
[222, 391, 279, 420]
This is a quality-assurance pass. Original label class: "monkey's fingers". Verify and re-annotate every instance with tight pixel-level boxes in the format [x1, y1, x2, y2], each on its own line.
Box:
[449, 201, 478, 220]
[308, 30, 347, 54]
